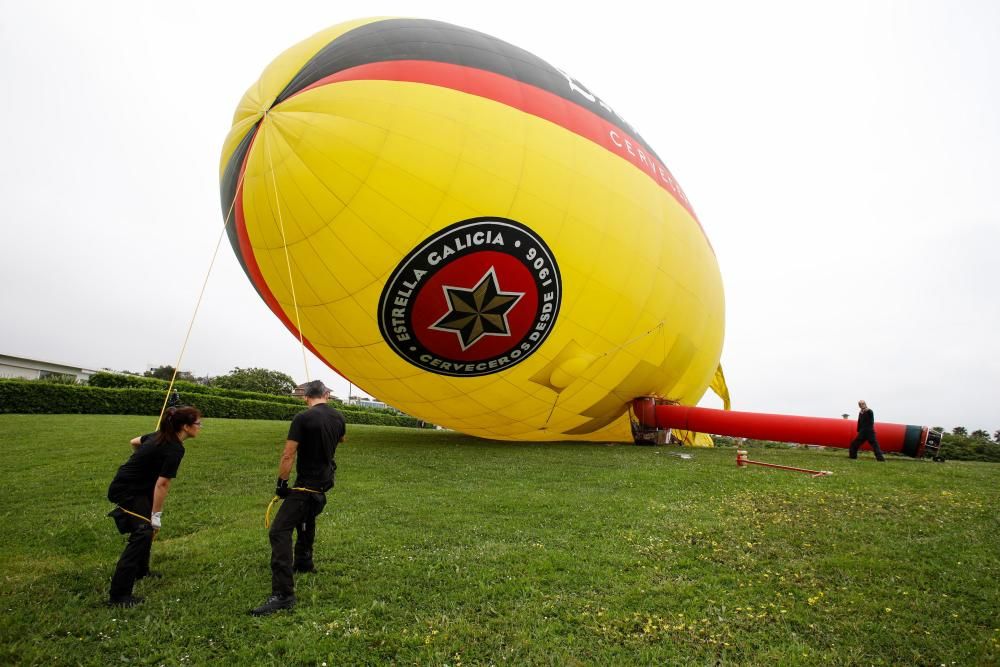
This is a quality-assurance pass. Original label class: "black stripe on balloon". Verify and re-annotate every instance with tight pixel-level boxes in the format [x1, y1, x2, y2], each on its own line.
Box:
[272, 18, 662, 164]
[219, 122, 264, 299]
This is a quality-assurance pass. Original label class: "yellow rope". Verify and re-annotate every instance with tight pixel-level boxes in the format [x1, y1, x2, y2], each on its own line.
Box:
[115, 505, 150, 523]
[264, 495, 281, 529]
[155, 223, 230, 430]
[155, 146, 249, 431]
[263, 487, 323, 528]
[262, 112, 311, 384]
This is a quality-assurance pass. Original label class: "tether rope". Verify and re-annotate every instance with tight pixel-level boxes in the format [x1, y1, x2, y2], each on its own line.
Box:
[263, 111, 311, 385]
[156, 147, 249, 431]
[264, 486, 323, 528]
[157, 111, 314, 430]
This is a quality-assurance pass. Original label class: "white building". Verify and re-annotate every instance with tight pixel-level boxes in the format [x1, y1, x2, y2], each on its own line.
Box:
[348, 396, 400, 413]
[0, 353, 99, 382]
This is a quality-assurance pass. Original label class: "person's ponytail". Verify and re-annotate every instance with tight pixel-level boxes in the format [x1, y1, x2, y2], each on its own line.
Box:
[155, 406, 201, 443]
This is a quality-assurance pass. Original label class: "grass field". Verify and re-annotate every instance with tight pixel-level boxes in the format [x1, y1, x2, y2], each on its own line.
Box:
[0, 414, 997, 666]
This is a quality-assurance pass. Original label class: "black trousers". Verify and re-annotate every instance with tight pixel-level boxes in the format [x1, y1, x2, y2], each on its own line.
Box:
[108, 495, 154, 599]
[849, 431, 886, 461]
[268, 492, 326, 596]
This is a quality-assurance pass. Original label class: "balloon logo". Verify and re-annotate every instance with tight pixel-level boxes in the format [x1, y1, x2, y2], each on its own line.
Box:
[220, 17, 727, 441]
[378, 217, 561, 377]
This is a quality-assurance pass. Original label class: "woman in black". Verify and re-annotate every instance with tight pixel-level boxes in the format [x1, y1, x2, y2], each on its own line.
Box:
[106, 406, 202, 607]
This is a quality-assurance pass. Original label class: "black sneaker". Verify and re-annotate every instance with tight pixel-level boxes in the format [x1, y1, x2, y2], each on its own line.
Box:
[293, 565, 317, 574]
[249, 594, 296, 616]
[136, 570, 164, 580]
[108, 595, 144, 608]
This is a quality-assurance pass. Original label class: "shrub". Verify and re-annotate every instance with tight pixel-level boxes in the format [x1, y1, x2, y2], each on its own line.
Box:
[0, 379, 162, 416]
[0, 378, 426, 428]
[210, 367, 296, 396]
[939, 434, 1000, 462]
[36, 374, 82, 385]
[88, 372, 303, 405]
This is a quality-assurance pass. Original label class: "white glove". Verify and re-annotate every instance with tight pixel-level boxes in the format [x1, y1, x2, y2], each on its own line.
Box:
[151, 512, 162, 529]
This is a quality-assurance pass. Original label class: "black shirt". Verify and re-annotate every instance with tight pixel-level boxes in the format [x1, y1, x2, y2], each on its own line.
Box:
[107, 433, 185, 502]
[288, 403, 345, 491]
[857, 409, 875, 434]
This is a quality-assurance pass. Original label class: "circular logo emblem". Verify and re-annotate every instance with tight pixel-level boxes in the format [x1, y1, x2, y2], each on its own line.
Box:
[378, 217, 561, 377]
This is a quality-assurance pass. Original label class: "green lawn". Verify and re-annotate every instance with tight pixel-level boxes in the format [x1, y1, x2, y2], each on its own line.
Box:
[0, 414, 997, 665]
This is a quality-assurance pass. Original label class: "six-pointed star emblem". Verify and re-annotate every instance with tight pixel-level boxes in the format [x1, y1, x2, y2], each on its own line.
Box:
[429, 267, 524, 350]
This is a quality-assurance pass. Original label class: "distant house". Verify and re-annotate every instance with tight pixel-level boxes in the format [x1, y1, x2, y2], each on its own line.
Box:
[289, 383, 402, 413]
[0, 353, 99, 382]
[348, 396, 391, 410]
[291, 383, 341, 402]
[347, 395, 405, 414]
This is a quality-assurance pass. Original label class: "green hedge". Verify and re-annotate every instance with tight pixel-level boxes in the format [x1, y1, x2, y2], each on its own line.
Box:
[88, 372, 304, 405]
[0, 379, 426, 428]
[938, 434, 1000, 462]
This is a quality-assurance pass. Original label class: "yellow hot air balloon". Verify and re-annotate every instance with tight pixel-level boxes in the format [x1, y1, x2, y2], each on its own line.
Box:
[220, 17, 727, 441]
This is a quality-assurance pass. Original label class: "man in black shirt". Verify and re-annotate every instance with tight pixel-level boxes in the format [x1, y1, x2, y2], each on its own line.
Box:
[251, 380, 346, 616]
[849, 399, 886, 461]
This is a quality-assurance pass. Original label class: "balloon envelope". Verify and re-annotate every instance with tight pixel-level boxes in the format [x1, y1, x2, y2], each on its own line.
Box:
[220, 17, 725, 440]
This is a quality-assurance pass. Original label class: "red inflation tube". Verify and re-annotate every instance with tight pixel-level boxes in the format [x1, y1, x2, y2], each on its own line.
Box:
[631, 398, 940, 458]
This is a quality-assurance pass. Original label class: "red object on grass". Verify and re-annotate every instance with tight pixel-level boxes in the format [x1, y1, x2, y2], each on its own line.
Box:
[632, 398, 937, 458]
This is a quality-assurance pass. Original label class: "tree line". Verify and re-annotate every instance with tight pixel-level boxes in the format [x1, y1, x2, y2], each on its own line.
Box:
[932, 427, 1000, 462]
[936, 426, 1000, 443]
[132, 365, 296, 396]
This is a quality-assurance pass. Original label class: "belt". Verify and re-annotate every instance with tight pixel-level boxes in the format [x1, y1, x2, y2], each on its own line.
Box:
[264, 487, 323, 529]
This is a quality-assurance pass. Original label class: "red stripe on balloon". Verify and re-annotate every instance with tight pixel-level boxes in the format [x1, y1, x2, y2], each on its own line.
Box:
[293, 60, 703, 229]
[232, 132, 344, 377]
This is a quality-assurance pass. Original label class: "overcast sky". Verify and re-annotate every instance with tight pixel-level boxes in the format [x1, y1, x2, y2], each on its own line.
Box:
[2, 1, 998, 432]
